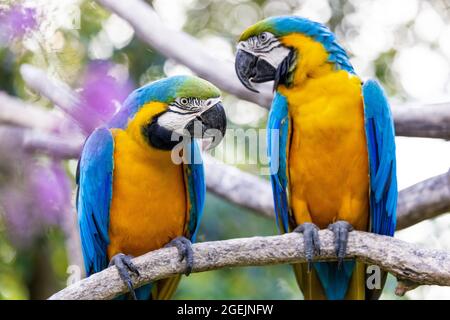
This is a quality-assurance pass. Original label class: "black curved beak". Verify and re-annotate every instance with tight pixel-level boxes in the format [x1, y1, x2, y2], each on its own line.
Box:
[235, 49, 276, 93]
[185, 102, 227, 149]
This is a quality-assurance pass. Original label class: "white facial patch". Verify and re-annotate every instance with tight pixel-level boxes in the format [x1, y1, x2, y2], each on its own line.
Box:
[157, 97, 222, 135]
[237, 32, 291, 69]
[260, 45, 291, 68]
[157, 111, 196, 134]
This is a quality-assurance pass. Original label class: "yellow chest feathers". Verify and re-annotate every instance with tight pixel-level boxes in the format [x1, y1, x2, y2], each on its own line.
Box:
[277, 38, 369, 230]
[107, 102, 187, 258]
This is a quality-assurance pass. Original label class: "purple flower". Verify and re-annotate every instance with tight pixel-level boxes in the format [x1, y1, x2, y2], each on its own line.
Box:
[29, 161, 72, 227]
[7, 5, 36, 37]
[0, 5, 37, 44]
[0, 189, 36, 246]
[0, 159, 72, 247]
[75, 60, 133, 133]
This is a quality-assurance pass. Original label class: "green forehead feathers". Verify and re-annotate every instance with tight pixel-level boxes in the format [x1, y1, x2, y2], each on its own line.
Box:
[239, 19, 275, 41]
[175, 76, 221, 100]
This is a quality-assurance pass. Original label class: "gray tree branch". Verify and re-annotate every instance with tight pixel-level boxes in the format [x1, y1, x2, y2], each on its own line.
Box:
[0, 126, 83, 159]
[396, 169, 450, 230]
[204, 154, 450, 231]
[0, 91, 62, 131]
[48, 230, 450, 300]
[391, 103, 450, 139]
[96, 0, 450, 140]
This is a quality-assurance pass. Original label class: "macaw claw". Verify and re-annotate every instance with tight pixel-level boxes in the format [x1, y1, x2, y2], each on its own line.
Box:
[293, 222, 321, 273]
[327, 220, 354, 269]
[109, 253, 140, 300]
[165, 236, 194, 276]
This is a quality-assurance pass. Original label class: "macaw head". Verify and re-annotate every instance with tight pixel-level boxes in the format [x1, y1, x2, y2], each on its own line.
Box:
[235, 16, 354, 92]
[110, 75, 226, 150]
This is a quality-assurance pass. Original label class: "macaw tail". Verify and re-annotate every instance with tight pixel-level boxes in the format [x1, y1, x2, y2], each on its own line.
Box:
[151, 275, 182, 300]
[292, 260, 367, 300]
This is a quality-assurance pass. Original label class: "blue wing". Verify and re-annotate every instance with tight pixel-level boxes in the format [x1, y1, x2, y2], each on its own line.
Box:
[363, 80, 398, 236]
[267, 92, 291, 233]
[184, 140, 206, 242]
[76, 127, 114, 276]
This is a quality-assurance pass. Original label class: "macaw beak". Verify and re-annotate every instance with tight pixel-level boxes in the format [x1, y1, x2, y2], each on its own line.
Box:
[185, 102, 227, 150]
[235, 49, 277, 93]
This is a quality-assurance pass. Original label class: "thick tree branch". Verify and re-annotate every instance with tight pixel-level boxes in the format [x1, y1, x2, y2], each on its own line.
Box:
[48, 230, 450, 299]
[96, 0, 450, 140]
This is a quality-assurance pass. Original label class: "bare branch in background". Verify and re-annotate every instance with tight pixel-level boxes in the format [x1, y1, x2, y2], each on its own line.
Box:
[397, 170, 450, 230]
[19, 65, 83, 125]
[0, 91, 62, 130]
[23, 130, 83, 159]
[48, 230, 450, 299]
[96, 0, 271, 107]
[15, 64, 450, 231]
[204, 155, 450, 231]
[204, 155, 273, 218]
[96, 0, 450, 140]
[392, 103, 450, 140]
[0, 126, 81, 158]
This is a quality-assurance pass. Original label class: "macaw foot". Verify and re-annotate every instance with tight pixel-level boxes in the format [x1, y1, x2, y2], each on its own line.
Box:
[293, 223, 321, 272]
[109, 253, 140, 300]
[165, 236, 194, 276]
[327, 220, 354, 269]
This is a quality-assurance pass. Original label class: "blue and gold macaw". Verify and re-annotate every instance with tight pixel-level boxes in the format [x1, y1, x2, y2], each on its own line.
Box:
[235, 16, 397, 300]
[76, 76, 226, 299]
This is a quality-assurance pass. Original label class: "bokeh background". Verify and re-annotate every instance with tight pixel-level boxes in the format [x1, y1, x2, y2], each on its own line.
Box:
[0, 0, 450, 299]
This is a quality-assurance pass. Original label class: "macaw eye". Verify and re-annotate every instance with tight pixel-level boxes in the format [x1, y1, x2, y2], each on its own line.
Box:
[180, 98, 189, 106]
[259, 33, 268, 42]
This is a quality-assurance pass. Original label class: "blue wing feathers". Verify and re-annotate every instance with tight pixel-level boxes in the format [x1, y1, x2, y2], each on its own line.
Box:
[267, 92, 290, 233]
[185, 141, 205, 242]
[363, 79, 398, 236]
[77, 127, 114, 276]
